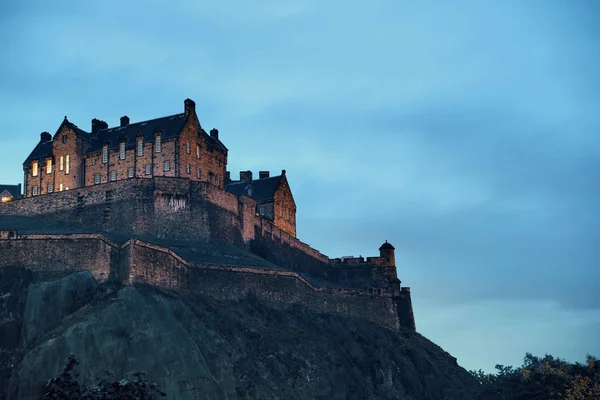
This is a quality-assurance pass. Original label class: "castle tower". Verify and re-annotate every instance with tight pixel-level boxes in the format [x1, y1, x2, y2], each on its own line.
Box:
[379, 240, 395, 267]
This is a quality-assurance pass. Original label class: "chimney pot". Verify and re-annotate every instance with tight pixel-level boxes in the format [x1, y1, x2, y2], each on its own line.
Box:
[40, 131, 52, 142]
[184, 98, 196, 116]
[91, 118, 108, 134]
[120, 115, 130, 127]
[210, 128, 219, 140]
[259, 171, 270, 179]
[240, 170, 253, 182]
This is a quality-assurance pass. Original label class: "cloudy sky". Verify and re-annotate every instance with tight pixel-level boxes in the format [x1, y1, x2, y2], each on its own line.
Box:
[1, 0, 598, 372]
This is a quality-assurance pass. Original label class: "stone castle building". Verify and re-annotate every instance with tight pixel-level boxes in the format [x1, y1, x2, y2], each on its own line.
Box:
[1, 98, 415, 332]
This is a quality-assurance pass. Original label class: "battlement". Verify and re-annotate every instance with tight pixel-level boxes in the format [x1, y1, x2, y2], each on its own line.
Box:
[2, 98, 416, 333]
[0, 231, 416, 331]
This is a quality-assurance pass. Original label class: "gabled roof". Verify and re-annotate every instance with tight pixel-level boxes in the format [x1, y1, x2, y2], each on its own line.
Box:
[0, 185, 21, 198]
[86, 114, 228, 153]
[23, 139, 53, 165]
[87, 113, 187, 153]
[226, 175, 283, 202]
[55, 117, 91, 141]
[23, 117, 89, 165]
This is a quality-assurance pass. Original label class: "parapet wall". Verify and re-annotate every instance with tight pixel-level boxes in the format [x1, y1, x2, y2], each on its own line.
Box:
[0, 232, 415, 331]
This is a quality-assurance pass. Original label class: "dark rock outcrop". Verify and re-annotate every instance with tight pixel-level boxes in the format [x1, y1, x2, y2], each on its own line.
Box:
[1, 269, 476, 399]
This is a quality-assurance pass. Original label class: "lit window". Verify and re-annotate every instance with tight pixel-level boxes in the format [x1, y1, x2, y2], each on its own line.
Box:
[155, 135, 161, 153]
[186, 141, 190, 154]
[32, 186, 39, 196]
[59, 183, 63, 191]
[119, 142, 125, 160]
[164, 160, 170, 172]
[32, 161, 38, 177]
[65, 155, 70, 174]
[110, 171, 117, 181]
[46, 159, 52, 174]
[60, 156, 64, 171]
[186, 163, 191, 174]
[196, 168, 201, 179]
[137, 138, 144, 156]
[145, 164, 151, 175]
[102, 146, 108, 163]
[128, 167, 134, 178]
[65, 187, 69, 190]
[196, 145, 200, 159]
[48, 183, 54, 193]
[94, 174, 101, 184]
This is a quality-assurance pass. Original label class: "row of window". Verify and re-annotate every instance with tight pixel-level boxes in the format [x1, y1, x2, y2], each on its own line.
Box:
[31, 183, 68, 196]
[31, 156, 70, 177]
[101, 138, 205, 164]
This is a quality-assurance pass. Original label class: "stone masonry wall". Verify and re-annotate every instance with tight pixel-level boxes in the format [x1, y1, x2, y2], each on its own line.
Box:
[0, 234, 114, 282]
[0, 233, 414, 331]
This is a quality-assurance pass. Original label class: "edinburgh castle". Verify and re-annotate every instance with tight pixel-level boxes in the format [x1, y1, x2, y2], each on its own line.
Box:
[0, 98, 415, 332]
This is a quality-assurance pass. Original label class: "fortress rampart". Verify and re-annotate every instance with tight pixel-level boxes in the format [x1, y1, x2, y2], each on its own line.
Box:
[0, 231, 415, 331]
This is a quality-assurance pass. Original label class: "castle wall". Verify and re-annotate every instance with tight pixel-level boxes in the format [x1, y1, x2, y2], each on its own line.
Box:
[128, 240, 403, 331]
[0, 233, 415, 331]
[0, 234, 114, 282]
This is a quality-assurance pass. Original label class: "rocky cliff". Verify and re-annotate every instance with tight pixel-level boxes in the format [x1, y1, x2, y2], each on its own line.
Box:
[0, 266, 476, 400]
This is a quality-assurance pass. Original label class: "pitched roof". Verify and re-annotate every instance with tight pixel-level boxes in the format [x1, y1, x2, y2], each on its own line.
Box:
[23, 117, 89, 165]
[0, 184, 21, 198]
[87, 113, 187, 153]
[23, 139, 53, 165]
[86, 114, 228, 153]
[226, 175, 283, 202]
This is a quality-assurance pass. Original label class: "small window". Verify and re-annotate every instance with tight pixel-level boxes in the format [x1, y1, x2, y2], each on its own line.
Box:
[280, 206, 283, 217]
[60, 156, 64, 171]
[102, 146, 108, 163]
[48, 183, 54, 193]
[186, 163, 191, 174]
[155, 135, 162, 153]
[110, 171, 117, 181]
[32, 186, 38, 196]
[128, 167, 134, 178]
[259, 206, 265, 216]
[92, 158, 97, 166]
[137, 138, 144, 156]
[164, 160, 170, 172]
[94, 174, 101, 184]
[59, 183, 63, 191]
[65, 155, 70, 174]
[218, 159, 221, 167]
[196, 168, 201, 179]
[32, 161, 38, 177]
[286, 209, 290, 220]
[119, 142, 126, 160]
[186, 141, 190, 154]
[196, 145, 200, 159]
[145, 164, 152, 175]
[46, 159, 52, 174]
[62, 135, 67, 144]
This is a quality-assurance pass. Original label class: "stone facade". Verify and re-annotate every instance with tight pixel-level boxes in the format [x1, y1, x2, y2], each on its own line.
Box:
[0, 232, 416, 331]
[2, 97, 416, 332]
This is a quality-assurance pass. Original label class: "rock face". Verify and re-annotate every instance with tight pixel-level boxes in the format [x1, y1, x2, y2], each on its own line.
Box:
[0, 269, 476, 400]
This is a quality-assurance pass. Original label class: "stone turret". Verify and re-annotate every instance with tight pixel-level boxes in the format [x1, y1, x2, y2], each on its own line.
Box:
[379, 241, 395, 267]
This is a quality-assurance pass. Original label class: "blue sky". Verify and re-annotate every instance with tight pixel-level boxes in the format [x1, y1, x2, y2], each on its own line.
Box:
[1, 0, 598, 373]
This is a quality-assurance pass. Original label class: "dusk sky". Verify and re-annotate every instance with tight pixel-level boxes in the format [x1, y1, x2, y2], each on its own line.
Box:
[1, 0, 598, 373]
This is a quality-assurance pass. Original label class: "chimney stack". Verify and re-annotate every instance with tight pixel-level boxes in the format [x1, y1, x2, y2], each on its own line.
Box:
[91, 118, 108, 134]
[120, 115, 130, 127]
[240, 170, 253, 182]
[225, 171, 231, 184]
[184, 98, 196, 117]
[259, 171, 270, 179]
[210, 128, 219, 140]
[40, 131, 52, 142]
